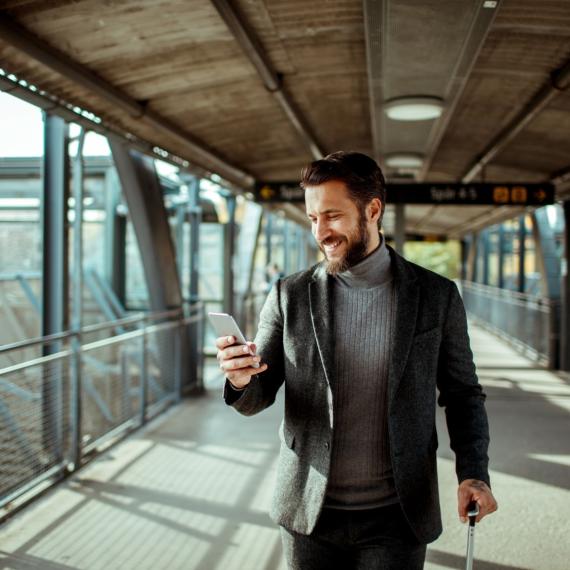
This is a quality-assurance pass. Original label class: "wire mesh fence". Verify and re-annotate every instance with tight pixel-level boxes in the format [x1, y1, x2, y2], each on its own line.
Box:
[81, 332, 144, 447]
[461, 280, 560, 367]
[0, 308, 203, 516]
[0, 350, 70, 504]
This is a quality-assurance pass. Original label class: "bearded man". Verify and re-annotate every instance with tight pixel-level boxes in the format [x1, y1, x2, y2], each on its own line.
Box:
[216, 151, 497, 570]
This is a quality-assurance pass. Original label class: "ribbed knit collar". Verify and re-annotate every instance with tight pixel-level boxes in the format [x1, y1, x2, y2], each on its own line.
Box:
[334, 235, 392, 289]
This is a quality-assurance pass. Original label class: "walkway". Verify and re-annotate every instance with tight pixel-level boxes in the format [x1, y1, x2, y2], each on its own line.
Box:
[1, 324, 569, 569]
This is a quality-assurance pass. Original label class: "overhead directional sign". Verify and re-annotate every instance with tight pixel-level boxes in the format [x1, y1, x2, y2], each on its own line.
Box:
[254, 182, 555, 206]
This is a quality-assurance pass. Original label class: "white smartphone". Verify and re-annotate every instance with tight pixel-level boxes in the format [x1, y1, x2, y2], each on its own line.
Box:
[208, 312, 259, 367]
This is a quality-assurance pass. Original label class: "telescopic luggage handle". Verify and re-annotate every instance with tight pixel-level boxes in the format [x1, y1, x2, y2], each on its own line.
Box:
[465, 501, 479, 570]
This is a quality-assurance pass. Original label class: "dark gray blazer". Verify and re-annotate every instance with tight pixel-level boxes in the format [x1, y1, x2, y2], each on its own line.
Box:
[224, 245, 490, 544]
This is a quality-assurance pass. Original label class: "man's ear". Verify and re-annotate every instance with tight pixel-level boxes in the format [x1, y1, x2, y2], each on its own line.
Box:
[367, 198, 382, 223]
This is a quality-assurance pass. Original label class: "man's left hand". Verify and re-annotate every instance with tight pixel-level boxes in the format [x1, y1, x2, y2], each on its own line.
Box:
[458, 479, 498, 523]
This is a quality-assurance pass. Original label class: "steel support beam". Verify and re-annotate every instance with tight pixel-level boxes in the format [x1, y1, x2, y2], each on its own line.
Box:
[223, 195, 237, 317]
[110, 139, 183, 310]
[394, 204, 406, 253]
[69, 128, 85, 469]
[41, 114, 68, 462]
[462, 56, 570, 183]
[104, 168, 126, 306]
[109, 139, 188, 393]
[265, 213, 273, 266]
[481, 230, 490, 286]
[210, 0, 324, 160]
[561, 201, 570, 371]
[531, 209, 561, 299]
[0, 14, 253, 189]
[466, 232, 478, 283]
[460, 237, 469, 282]
[186, 175, 204, 394]
[497, 224, 505, 289]
[518, 215, 526, 293]
[531, 208, 561, 369]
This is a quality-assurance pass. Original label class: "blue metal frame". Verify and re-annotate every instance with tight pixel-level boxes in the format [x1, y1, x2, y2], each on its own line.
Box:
[41, 114, 68, 463]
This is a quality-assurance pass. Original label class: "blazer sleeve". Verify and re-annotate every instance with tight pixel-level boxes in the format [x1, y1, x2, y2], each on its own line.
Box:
[437, 281, 491, 486]
[223, 279, 286, 416]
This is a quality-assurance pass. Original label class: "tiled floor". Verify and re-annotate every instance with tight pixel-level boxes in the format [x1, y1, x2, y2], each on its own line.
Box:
[1, 324, 569, 569]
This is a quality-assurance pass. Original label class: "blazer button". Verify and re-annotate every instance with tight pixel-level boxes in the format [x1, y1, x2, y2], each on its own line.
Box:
[325, 442, 330, 450]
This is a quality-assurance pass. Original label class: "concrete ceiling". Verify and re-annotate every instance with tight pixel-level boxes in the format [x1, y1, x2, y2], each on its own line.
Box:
[0, 0, 569, 238]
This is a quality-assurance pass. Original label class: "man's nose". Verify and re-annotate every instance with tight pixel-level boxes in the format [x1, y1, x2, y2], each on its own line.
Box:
[313, 219, 330, 242]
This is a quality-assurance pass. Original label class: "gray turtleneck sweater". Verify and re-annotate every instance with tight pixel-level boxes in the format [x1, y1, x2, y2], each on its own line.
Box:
[324, 237, 399, 509]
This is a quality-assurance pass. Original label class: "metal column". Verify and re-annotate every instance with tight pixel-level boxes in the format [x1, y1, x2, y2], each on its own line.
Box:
[70, 128, 85, 469]
[394, 204, 406, 253]
[531, 209, 561, 298]
[265, 212, 272, 266]
[461, 236, 470, 282]
[187, 176, 204, 394]
[561, 201, 570, 371]
[109, 139, 188, 397]
[498, 224, 505, 289]
[518, 215, 526, 293]
[531, 208, 561, 368]
[466, 232, 478, 283]
[481, 230, 490, 286]
[224, 195, 237, 316]
[104, 168, 126, 306]
[109, 140, 184, 310]
[41, 114, 69, 462]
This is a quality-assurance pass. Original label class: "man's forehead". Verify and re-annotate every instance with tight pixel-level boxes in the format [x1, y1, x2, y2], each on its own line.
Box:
[305, 184, 354, 214]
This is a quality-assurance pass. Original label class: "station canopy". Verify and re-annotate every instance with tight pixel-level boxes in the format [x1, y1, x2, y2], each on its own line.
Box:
[0, 0, 569, 237]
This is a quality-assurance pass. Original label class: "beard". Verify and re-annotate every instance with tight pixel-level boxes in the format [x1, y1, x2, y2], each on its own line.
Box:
[320, 211, 370, 275]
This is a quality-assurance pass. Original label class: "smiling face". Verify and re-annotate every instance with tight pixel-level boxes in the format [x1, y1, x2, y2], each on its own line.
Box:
[305, 180, 382, 275]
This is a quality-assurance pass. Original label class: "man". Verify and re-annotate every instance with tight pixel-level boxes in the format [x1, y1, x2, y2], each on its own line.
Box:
[216, 151, 497, 569]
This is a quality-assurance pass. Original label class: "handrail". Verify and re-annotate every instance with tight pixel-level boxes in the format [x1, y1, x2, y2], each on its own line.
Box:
[0, 330, 71, 354]
[0, 271, 41, 282]
[461, 280, 558, 306]
[0, 303, 204, 354]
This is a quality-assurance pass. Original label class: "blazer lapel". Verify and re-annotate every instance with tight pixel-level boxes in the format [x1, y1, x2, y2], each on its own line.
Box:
[387, 246, 420, 404]
[308, 264, 335, 387]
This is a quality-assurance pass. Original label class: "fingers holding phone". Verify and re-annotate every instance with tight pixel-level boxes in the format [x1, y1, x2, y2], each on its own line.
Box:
[216, 338, 268, 389]
[209, 313, 268, 389]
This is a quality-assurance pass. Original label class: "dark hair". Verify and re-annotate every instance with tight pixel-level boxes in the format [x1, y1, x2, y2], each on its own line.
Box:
[300, 151, 386, 227]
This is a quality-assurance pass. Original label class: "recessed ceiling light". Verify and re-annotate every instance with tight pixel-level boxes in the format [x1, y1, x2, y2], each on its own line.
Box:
[384, 153, 424, 169]
[384, 96, 444, 121]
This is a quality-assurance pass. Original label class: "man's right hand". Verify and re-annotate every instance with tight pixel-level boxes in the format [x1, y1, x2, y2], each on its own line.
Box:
[215, 336, 268, 389]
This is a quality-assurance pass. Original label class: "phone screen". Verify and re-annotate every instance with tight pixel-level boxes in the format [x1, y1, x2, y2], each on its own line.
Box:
[208, 312, 248, 344]
[208, 312, 259, 368]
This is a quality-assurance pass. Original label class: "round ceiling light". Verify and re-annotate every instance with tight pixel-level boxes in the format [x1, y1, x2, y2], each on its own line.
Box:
[384, 96, 444, 121]
[384, 153, 424, 169]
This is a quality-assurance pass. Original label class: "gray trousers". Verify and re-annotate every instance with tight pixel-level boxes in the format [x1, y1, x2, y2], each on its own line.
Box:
[280, 503, 427, 570]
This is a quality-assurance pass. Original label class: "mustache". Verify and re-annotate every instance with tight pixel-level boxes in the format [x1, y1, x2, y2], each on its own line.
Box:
[319, 236, 344, 247]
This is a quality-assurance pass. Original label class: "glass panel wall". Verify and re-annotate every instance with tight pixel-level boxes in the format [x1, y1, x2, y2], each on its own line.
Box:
[0, 92, 44, 345]
[68, 127, 126, 325]
[125, 220, 149, 310]
[487, 225, 500, 287]
[502, 218, 519, 291]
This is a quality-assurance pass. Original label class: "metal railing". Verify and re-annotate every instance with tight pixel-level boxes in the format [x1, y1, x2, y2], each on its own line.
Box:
[461, 280, 560, 368]
[0, 305, 204, 518]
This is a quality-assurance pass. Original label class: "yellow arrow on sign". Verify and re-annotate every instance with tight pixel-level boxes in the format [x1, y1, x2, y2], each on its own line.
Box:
[260, 185, 275, 200]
